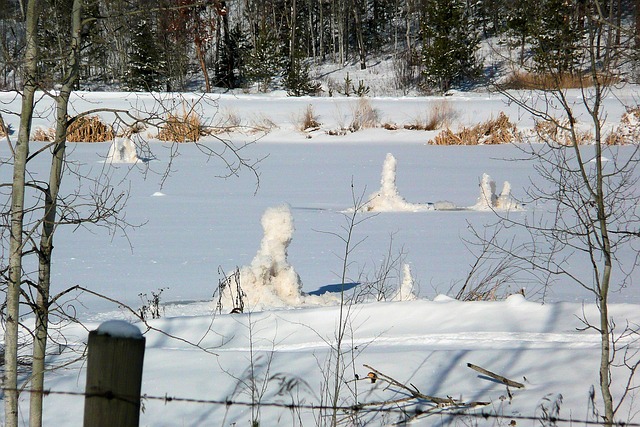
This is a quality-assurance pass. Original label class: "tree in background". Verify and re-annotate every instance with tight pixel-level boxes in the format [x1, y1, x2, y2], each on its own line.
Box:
[126, 17, 166, 91]
[420, 0, 482, 93]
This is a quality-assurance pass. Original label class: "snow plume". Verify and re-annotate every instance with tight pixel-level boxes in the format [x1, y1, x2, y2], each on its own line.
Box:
[106, 137, 139, 163]
[222, 205, 337, 311]
[361, 153, 433, 212]
[391, 263, 418, 301]
[471, 173, 523, 211]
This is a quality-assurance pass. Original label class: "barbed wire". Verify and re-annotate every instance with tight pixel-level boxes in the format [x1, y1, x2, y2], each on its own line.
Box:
[3, 386, 640, 426]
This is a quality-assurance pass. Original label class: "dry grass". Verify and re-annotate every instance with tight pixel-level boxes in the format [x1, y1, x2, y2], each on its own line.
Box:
[32, 116, 115, 143]
[534, 119, 593, 146]
[606, 107, 640, 145]
[297, 105, 321, 131]
[501, 71, 620, 90]
[248, 113, 277, 134]
[404, 100, 457, 131]
[67, 115, 114, 142]
[157, 111, 202, 142]
[349, 98, 379, 131]
[32, 128, 56, 142]
[429, 112, 518, 145]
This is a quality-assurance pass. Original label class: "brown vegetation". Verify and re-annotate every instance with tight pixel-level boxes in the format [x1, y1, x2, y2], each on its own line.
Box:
[428, 112, 518, 145]
[500, 71, 619, 90]
[157, 111, 202, 142]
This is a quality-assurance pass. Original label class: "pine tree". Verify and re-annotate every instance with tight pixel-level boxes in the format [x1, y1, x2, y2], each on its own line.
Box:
[125, 18, 166, 91]
[531, 0, 584, 74]
[420, 0, 482, 93]
[242, 28, 284, 92]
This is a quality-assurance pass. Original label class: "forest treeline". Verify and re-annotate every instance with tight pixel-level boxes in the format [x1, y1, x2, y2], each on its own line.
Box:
[0, 0, 639, 94]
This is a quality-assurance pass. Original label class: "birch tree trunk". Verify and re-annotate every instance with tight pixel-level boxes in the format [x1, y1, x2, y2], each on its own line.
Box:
[5, 0, 39, 426]
[28, 0, 81, 425]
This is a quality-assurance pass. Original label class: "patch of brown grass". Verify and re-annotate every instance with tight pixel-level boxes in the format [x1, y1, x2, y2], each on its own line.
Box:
[32, 128, 55, 142]
[157, 111, 202, 142]
[534, 119, 592, 146]
[349, 98, 379, 131]
[501, 71, 619, 90]
[404, 100, 457, 131]
[298, 105, 321, 131]
[66, 115, 114, 142]
[428, 112, 518, 145]
[606, 106, 640, 145]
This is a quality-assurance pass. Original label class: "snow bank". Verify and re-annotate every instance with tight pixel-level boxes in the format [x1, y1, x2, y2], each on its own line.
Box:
[360, 153, 433, 212]
[106, 137, 139, 163]
[470, 173, 523, 211]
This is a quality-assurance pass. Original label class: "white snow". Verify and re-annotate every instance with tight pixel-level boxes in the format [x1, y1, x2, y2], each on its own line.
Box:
[106, 136, 139, 163]
[96, 320, 143, 339]
[0, 87, 639, 426]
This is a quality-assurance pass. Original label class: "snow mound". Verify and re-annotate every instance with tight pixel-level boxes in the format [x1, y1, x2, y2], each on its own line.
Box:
[106, 137, 139, 163]
[220, 205, 337, 311]
[360, 153, 434, 212]
[470, 173, 523, 211]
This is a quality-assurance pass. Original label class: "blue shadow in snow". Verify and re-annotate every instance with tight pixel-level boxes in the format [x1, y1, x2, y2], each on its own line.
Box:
[308, 282, 360, 296]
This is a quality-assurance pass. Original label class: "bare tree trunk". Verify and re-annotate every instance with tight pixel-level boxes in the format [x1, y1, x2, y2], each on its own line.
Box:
[28, 1, 81, 425]
[352, 0, 366, 70]
[5, 0, 39, 426]
[195, 41, 211, 92]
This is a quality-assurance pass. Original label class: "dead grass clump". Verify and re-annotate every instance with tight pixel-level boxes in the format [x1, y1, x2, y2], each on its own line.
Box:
[66, 115, 114, 142]
[428, 112, 518, 145]
[297, 105, 321, 131]
[501, 71, 619, 90]
[606, 106, 640, 145]
[349, 98, 379, 131]
[534, 119, 592, 146]
[32, 128, 56, 142]
[405, 100, 457, 131]
[157, 111, 202, 142]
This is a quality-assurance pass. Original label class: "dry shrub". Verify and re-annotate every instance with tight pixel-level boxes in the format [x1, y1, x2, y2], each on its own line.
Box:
[32, 128, 56, 142]
[157, 111, 202, 142]
[65, 115, 114, 142]
[501, 71, 619, 90]
[349, 98, 379, 131]
[405, 100, 457, 131]
[428, 112, 518, 145]
[534, 119, 592, 146]
[298, 104, 321, 131]
[606, 106, 640, 145]
[248, 113, 277, 134]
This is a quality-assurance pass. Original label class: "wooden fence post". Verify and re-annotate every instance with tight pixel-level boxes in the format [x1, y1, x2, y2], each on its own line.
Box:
[83, 320, 146, 427]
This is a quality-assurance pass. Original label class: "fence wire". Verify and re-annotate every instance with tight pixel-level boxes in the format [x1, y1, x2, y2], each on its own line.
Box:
[3, 386, 639, 426]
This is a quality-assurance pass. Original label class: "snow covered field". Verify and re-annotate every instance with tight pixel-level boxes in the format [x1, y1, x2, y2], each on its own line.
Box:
[1, 88, 640, 425]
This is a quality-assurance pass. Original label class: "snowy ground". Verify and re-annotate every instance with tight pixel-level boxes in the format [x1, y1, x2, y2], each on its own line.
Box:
[1, 88, 640, 426]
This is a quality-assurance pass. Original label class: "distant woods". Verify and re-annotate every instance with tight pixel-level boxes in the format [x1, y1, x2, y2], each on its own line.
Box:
[0, 0, 639, 94]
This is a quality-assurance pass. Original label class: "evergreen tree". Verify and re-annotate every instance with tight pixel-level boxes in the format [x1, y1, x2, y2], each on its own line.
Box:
[420, 0, 482, 93]
[242, 28, 284, 92]
[531, 0, 584, 74]
[125, 18, 166, 91]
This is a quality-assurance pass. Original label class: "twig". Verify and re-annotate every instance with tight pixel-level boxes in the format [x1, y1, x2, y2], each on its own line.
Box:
[467, 363, 525, 389]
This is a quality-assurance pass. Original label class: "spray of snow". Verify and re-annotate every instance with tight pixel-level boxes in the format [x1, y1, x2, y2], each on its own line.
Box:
[106, 137, 139, 163]
[391, 263, 418, 301]
[361, 153, 433, 212]
[471, 173, 523, 211]
[224, 205, 337, 311]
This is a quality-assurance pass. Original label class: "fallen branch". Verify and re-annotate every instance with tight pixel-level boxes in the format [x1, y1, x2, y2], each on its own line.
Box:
[363, 364, 490, 409]
[467, 362, 525, 389]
